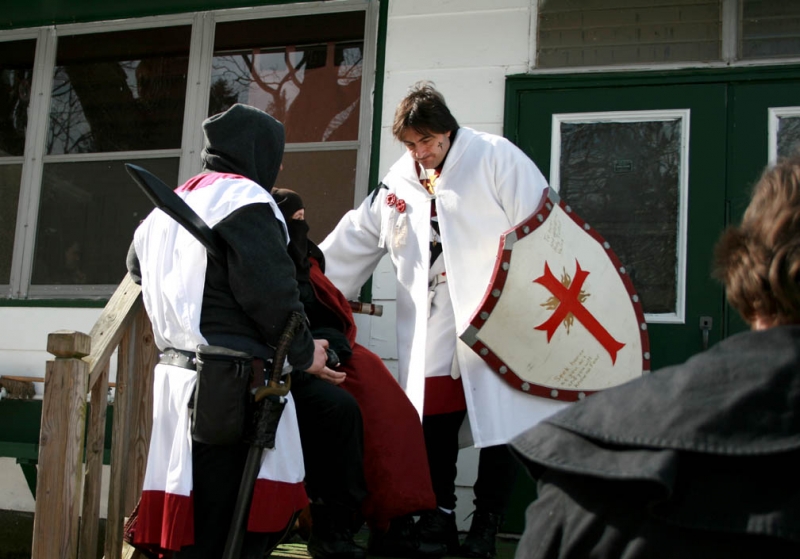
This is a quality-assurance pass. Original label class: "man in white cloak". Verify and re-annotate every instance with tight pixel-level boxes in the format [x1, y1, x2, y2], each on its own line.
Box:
[320, 81, 567, 559]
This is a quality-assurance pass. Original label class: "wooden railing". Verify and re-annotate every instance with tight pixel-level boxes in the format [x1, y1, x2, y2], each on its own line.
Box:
[33, 274, 158, 559]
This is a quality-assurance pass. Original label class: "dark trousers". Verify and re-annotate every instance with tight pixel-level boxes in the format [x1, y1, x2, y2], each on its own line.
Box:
[422, 411, 519, 515]
[291, 370, 368, 511]
[176, 441, 282, 559]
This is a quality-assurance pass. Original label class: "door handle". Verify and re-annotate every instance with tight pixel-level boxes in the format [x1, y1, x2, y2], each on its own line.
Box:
[700, 316, 713, 350]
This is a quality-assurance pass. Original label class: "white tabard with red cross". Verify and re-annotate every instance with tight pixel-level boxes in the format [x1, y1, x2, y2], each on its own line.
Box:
[460, 188, 650, 402]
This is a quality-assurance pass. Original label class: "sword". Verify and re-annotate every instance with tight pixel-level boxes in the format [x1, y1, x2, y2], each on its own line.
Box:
[124, 163, 226, 261]
[222, 311, 305, 559]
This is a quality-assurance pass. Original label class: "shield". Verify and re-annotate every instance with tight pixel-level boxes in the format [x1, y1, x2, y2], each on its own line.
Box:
[460, 188, 650, 402]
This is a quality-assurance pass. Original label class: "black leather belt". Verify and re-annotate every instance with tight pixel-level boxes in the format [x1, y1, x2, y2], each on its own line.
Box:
[159, 348, 196, 370]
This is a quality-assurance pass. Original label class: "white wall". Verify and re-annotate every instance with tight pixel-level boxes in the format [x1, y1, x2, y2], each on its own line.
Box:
[0, 307, 104, 512]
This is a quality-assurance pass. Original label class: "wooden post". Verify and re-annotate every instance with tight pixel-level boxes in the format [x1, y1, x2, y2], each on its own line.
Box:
[32, 330, 91, 559]
[78, 362, 110, 559]
[105, 318, 137, 559]
[125, 306, 157, 512]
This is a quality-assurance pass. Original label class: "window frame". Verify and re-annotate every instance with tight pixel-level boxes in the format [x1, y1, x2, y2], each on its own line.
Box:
[530, 0, 800, 73]
[2, 0, 379, 301]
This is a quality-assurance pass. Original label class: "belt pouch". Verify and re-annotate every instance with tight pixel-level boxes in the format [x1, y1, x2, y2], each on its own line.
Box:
[192, 344, 252, 445]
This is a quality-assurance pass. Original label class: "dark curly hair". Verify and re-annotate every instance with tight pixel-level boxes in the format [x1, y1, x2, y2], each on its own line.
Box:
[392, 81, 459, 139]
[714, 153, 800, 326]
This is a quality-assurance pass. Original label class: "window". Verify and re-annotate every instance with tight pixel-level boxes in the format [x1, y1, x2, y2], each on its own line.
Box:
[209, 11, 365, 242]
[536, 0, 800, 69]
[2, 2, 376, 300]
[550, 110, 690, 323]
[31, 27, 189, 292]
[0, 39, 34, 287]
[537, 0, 722, 68]
[740, 0, 800, 60]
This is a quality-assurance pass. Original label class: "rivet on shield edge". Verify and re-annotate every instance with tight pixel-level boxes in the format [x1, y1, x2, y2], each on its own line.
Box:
[565, 206, 572, 213]
[583, 223, 590, 231]
[502, 262, 509, 270]
[537, 214, 543, 222]
[550, 389, 558, 398]
[603, 242, 610, 249]
[523, 226, 530, 234]
[499, 366, 507, 374]
[480, 348, 488, 356]
[522, 382, 530, 392]
[546, 202, 552, 210]
[644, 352, 650, 359]
[492, 289, 501, 298]
[480, 311, 489, 320]
[640, 323, 648, 331]
[620, 267, 626, 274]
[578, 392, 586, 400]
[632, 294, 639, 302]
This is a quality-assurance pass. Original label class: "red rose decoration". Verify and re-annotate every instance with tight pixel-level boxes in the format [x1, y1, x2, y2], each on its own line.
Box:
[386, 193, 397, 207]
[396, 199, 406, 213]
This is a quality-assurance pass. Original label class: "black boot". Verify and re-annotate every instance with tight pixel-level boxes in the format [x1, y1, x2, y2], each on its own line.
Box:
[416, 509, 460, 555]
[306, 503, 366, 559]
[459, 511, 502, 559]
[368, 515, 448, 558]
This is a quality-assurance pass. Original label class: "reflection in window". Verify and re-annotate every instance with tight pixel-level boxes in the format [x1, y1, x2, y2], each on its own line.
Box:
[0, 39, 35, 157]
[559, 119, 681, 314]
[0, 165, 22, 284]
[777, 116, 800, 159]
[211, 12, 364, 143]
[278, 149, 358, 242]
[48, 27, 190, 154]
[0, 39, 34, 284]
[31, 158, 178, 285]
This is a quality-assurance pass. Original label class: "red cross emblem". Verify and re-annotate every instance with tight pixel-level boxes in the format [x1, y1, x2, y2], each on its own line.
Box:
[533, 260, 625, 364]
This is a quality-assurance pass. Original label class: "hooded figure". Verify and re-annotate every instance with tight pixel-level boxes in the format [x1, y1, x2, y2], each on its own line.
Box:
[125, 104, 360, 559]
[202, 102, 285, 190]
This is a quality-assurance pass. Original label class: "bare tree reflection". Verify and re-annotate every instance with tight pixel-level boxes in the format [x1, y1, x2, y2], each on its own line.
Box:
[0, 68, 31, 157]
[560, 120, 681, 314]
[209, 41, 363, 142]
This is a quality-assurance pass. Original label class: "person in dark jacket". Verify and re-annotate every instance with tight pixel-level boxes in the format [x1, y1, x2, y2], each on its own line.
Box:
[126, 104, 366, 559]
[510, 153, 800, 559]
[271, 187, 446, 559]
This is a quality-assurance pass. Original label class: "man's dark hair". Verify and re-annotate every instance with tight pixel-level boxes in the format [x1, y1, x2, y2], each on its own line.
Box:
[392, 81, 459, 139]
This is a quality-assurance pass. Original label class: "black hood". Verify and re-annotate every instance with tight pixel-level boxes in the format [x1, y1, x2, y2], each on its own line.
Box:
[201, 103, 285, 190]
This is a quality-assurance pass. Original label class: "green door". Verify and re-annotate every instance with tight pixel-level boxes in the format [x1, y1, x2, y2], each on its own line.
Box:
[501, 66, 800, 534]
[510, 78, 727, 371]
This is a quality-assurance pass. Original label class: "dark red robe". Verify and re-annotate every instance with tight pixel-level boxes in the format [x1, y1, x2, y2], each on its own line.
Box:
[309, 257, 436, 530]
